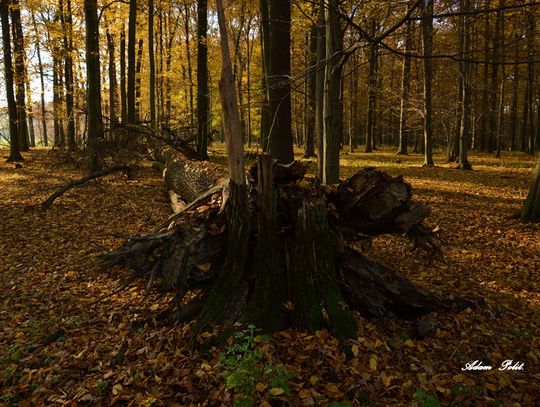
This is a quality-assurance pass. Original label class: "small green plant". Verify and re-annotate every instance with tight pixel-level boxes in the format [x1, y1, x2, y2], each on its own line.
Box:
[96, 380, 109, 392]
[415, 387, 443, 407]
[1, 392, 19, 407]
[219, 324, 294, 407]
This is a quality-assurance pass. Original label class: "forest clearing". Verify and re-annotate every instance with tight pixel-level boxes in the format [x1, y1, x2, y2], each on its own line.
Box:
[1, 147, 539, 406]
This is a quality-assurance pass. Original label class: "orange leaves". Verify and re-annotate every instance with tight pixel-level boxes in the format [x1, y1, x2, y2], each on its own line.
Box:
[1, 149, 539, 405]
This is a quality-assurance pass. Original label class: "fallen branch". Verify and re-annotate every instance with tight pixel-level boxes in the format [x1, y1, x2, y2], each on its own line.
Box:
[42, 165, 131, 209]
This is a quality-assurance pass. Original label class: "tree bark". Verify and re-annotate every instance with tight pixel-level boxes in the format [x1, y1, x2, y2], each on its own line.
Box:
[84, 0, 103, 172]
[397, 1, 412, 156]
[196, 0, 209, 160]
[106, 30, 118, 131]
[458, 0, 472, 170]
[421, 0, 434, 166]
[60, 0, 76, 150]
[10, 0, 29, 151]
[267, 0, 294, 163]
[1, 0, 22, 161]
[365, 19, 378, 153]
[127, 0, 137, 124]
[321, 0, 344, 184]
[32, 12, 48, 147]
[120, 29, 127, 124]
[148, 0, 156, 129]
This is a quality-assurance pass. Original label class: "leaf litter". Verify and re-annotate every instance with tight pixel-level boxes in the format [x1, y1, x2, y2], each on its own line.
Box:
[0, 147, 539, 406]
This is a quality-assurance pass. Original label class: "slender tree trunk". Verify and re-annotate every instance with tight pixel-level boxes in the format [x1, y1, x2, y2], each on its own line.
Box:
[52, 55, 61, 146]
[120, 29, 127, 124]
[84, 0, 103, 172]
[196, 0, 209, 159]
[458, 0, 472, 170]
[32, 13, 48, 146]
[135, 38, 144, 122]
[60, 0, 76, 150]
[183, 1, 195, 129]
[1, 0, 22, 161]
[488, 0, 504, 153]
[315, 0, 325, 178]
[259, 0, 271, 150]
[321, 0, 344, 184]
[148, 0, 156, 128]
[421, 0, 434, 166]
[478, 10, 490, 152]
[267, 0, 294, 163]
[365, 20, 378, 153]
[106, 30, 118, 131]
[10, 0, 29, 151]
[127, 0, 137, 124]
[397, 2, 412, 155]
[304, 23, 317, 158]
[510, 41, 520, 152]
[526, 11, 535, 153]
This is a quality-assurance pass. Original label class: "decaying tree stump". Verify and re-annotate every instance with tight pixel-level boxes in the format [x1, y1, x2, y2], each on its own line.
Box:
[104, 154, 448, 339]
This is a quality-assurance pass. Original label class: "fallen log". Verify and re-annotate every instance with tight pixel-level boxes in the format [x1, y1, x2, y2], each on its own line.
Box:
[104, 156, 453, 339]
[42, 165, 131, 209]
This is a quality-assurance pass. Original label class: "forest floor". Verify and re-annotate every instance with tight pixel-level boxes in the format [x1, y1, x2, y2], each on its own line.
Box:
[1, 146, 539, 406]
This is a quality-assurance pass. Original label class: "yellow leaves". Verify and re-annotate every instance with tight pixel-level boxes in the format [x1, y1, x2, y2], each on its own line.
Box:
[112, 383, 123, 395]
[452, 374, 465, 383]
[195, 263, 212, 273]
[369, 355, 378, 371]
[15, 331, 25, 339]
[351, 344, 359, 358]
[256, 382, 267, 392]
[404, 339, 415, 348]
[268, 387, 284, 396]
[309, 375, 319, 385]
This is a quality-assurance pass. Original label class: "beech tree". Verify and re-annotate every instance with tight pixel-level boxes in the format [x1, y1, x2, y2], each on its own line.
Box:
[1, 0, 23, 161]
[84, 0, 103, 171]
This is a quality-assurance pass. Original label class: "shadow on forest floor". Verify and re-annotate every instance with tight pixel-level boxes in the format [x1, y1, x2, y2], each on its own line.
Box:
[0, 147, 539, 406]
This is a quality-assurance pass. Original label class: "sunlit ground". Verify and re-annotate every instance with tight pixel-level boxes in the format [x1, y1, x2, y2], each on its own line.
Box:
[0, 146, 538, 405]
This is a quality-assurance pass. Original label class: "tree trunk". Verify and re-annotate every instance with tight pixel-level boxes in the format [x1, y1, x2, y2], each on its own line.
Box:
[32, 12, 48, 147]
[196, 0, 209, 160]
[127, 0, 137, 124]
[183, 1, 195, 129]
[397, 1, 412, 156]
[106, 30, 118, 131]
[10, 0, 29, 151]
[321, 0, 344, 184]
[266, 0, 294, 163]
[135, 38, 144, 122]
[365, 19, 378, 153]
[120, 29, 127, 124]
[60, 0, 76, 150]
[458, 0, 472, 170]
[303, 24, 317, 158]
[315, 0, 325, 178]
[148, 0, 156, 129]
[84, 0, 103, 172]
[1, 0, 23, 161]
[509, 36, 520, 152]
[421, 0, 434, 166]
[521, 155, 540, 222]
[259, 0, 271, 151]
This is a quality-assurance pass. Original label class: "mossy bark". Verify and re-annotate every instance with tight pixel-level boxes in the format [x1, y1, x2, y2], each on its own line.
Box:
[195, 182, 251, 329]
[521, 166, 540, 223]
[291, 200, 357, 340]
[241, 155, 287, 331]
